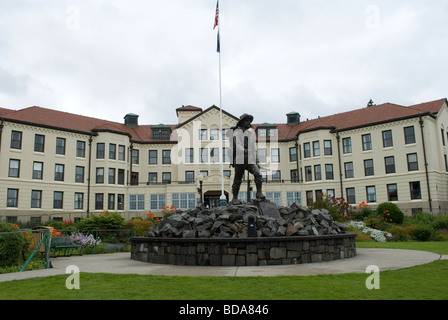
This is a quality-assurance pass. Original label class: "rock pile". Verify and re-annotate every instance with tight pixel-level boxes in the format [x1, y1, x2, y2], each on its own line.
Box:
[145, 202, 347, 239]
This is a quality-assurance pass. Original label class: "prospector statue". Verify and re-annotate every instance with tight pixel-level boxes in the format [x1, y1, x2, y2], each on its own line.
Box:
[227, 113, 265, 205]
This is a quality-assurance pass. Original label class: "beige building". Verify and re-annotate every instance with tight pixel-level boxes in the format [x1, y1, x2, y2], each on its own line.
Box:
[1, 98, 447, 223]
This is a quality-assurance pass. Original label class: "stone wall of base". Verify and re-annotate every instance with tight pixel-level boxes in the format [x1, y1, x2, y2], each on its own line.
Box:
[130, 233, 357, 266]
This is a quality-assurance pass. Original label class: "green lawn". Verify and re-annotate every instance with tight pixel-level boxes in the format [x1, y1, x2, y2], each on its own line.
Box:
[0, 242, 447, 300]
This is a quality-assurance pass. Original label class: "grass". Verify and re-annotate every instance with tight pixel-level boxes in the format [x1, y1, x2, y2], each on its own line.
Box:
[0, 241, 447, 301]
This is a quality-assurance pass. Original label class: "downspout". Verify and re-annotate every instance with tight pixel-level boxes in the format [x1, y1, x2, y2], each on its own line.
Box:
[335, 132, 344, 198]
[295, 140, 300, 183]
[0, 120, 4, 157]
[87, 135, 93, 217]
[419, 117, 433, 212]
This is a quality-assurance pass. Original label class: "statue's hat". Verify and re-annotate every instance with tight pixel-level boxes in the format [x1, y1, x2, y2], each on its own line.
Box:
[237, 113, 254, 125]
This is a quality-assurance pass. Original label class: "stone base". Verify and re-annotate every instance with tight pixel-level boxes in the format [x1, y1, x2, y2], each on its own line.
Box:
[131, 233, 357, 267]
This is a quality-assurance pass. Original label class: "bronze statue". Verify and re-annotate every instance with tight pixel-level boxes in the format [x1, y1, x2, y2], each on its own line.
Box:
[227, 113, 265, 205]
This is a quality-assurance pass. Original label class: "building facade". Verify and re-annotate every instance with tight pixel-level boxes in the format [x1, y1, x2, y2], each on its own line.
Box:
[1, 98, 447, 223]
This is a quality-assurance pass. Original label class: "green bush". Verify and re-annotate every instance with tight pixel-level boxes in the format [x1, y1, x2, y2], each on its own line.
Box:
[410, 224, 434, 241]
[433, 214, 448, 230]
[376, 202, 404, 224]
[387, 225, 415, 241]
[127, 218, 154, 236]
[0, 223, 28, 268]
[74, 211, 126, 231]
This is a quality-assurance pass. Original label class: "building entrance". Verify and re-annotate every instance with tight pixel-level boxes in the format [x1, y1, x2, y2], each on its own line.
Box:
[204, 191, 229, 208]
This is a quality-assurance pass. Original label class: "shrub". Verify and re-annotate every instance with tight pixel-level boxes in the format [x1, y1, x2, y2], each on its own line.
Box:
[75, 211, 126, 231]
[387, 225, 416, 241]
[0, 223, 29, 268]
[128, 218, 154, 236]
[410, 224, 434, 241]
[433, 214, 448, 230]
[376, 202, 404, 224]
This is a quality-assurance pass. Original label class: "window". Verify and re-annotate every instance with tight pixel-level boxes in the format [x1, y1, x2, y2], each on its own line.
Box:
[366, 186, 376, 203]
[210, 129, 219, 140]
[258, 148, 267, 163]
[54, 164, 65, 181]
[53, 191, 63, 209]
[7, 189, 19, 207]
[109, 143, 116, 160]
[222, 147, 230, 163]
[150, 194, 166, 210]
[33, 162, 43, 180]
[34, 134, 45, 152]
[148, 172, 157, 185]
[442, 129, 446, 146]
[271, 148, 280, 163]
[162, 172, 171, 184]
[185, 148, 194, 163]
[387, 184, 398, 201]
[210, 148, 219, 163]
[131, 149, 139, 164]
[385, 156, 395, 174]
[95, 193, 104, 210]
[315, 190, 323, 201]
[76, 140, 85, 157]
[96, 143, 105, 159]
[117, 169, 125, 185]
[287, 191, 302, 206]
[31, 190, 42, 208]
[313, 141, 320, 157]
[290, 169, 299, 183]
[108, 168, 115, 184]
[289, 147, 297, 162]
[152, 128, 170, 140]
[342, 137, 352, 154]
[56, 138, 66, 155]
[149, 150, 158, 164]
[199, 129, 207, 140]
[75, 166, 84, 183]
[96, 167, 104, 184]
[261, 170, 268, 183]
[8, 159, 20, 178]
[344, 162, 354, 178]
[324, 140, 332, 155]
[266, 192, 282, 207]
[118, 145, 126, 161]
[200, 148, 208, 163]
[74, 193, 83, 210]
[327, 189, 335, 199]
[305, 166, 312, 181]
[108, 194, 115, 210]
[346, 188, 356, 204]
[223, 170, 231, 178]
[272, 170, 281, 182]
[222, 128, 229, 140]
[364, 159, 374, 176]
[404, 126, 416, 144]
[185, 171, 195, 184]
[306, 191, 314, 206]
[10, 131, 22, 149]
[130, 172, 139, 185]
[117, 194, 124, 210]
[162, 150, 171, 164]
[325, 164, 334, 180]
[172, 193, 196, 210]
[314, 165, 322, 181]
[382, 130, 393, 148]
[303, 143, 311, 158]
[407, 153, 419, 171]
[362, 134, 372, 151]
[410, 182, 421, 200]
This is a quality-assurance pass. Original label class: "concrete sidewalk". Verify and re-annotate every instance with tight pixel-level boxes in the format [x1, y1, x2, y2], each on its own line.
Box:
[0, 248, 445, 282]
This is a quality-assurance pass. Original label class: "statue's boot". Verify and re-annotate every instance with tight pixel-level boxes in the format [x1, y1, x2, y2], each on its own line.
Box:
[255, 182, 265, 200]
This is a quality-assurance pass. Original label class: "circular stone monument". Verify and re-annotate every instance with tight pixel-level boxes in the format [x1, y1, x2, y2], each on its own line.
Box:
[130, 202, 357, 267]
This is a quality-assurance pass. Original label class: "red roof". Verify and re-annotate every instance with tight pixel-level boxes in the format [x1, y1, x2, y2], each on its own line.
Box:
[0, 99, 446, 143]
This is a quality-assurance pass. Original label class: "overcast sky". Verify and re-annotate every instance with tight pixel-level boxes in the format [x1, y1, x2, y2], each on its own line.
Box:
[1, 0, 447, 126]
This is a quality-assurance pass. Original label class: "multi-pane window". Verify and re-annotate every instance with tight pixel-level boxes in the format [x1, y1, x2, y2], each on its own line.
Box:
[272, 170, 281, 182]
[382, 130, 393, 147]
[54, 164, 65, 181]
[108, 168, 115, 184]
[56, 137, 66, 155]
[108, 194, 115, 210]
[185, 148, 194, 163]
[366, 186, 376, 203]
[172, 193, 195, 210]
[74, 193, 83, 210]
[10, 131, 22, 149]
[117, 169, 125, 185]
[364, 159, 374, 176]
[385, 156, 395, 174]
[343, 137, 352, 154]
[53, 191, 63, 209]
[199, 129, 207, 140]
[149, 150, 158, 164]
[210, 129, 219, 140]
[95, 193, 103, 210]
[33, 162, 43, 179]
[162, 172, 171, 184]
[150, 194, 166, 210]
[8, 159, 20, 178]
[324, 140, 332, 155]
[303, 143, 311, 158]
[266, 192, 282, 206]
[410, 182, 421, 200]
[117, 194, 124, 210]
[162, 150, 171, 164]
[404, 126, 416, 144]
[287, 191, 302, 206]
[75, 166, 84, 183]
[222, 147, 230, 163]
[7, 189, 19, 207]
[407, 153, 419, 171]
[289, 147, 297, 162]
[271, 148, 280, 163]
[148, 172, 157, 185]
[362, 134, 372, 151]
[290, 169, 299, 183]
[314, 165, 322, 181]
[96, 167, 104, 183]
[344, 162, 354, 178]
[34, 134, 45, 152]
[118, 145, 126, 161]
[325, 164, 334, 180]
[31, 190, 42, 208]
[305, 166, 312, 181]
[76, 140, 86, 157]
[387, 184, 398, 201]
[346, 188, 356, 204]
[95, 143, 104, 159]
[131, 149, 139, 164]
[258, 149, 267, 163]
[185, 171, 195, 184]
[131, 172, 139, 185]
[109, 143, 116, 159]
[210, 148, 219, 163]
[222, 129, 229, 140]
[313, 141, 320, 157]
[200, 148, 208, 163]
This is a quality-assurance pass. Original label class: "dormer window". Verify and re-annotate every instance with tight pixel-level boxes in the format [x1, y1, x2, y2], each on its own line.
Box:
[151, 125, 171, 140]
[257, 123, 278, 139]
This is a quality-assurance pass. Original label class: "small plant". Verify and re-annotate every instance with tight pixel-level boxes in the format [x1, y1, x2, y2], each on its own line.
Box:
[70, 232, 101, 248]
[377, 202, 404, 224]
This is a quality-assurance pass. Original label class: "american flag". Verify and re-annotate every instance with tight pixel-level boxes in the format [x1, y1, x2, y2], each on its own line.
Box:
[213, 0, 219, 30]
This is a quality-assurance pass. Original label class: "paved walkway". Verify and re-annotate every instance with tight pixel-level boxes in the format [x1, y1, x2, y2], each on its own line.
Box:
[0, 248, 446, 282]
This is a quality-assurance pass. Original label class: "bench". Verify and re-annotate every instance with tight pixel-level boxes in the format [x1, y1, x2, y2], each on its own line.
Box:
[50, 236, 82, 257]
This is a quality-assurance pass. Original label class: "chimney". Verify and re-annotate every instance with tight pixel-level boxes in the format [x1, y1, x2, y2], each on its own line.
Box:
[124, 113, 139, 128]
[286, 112, 300, 126]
